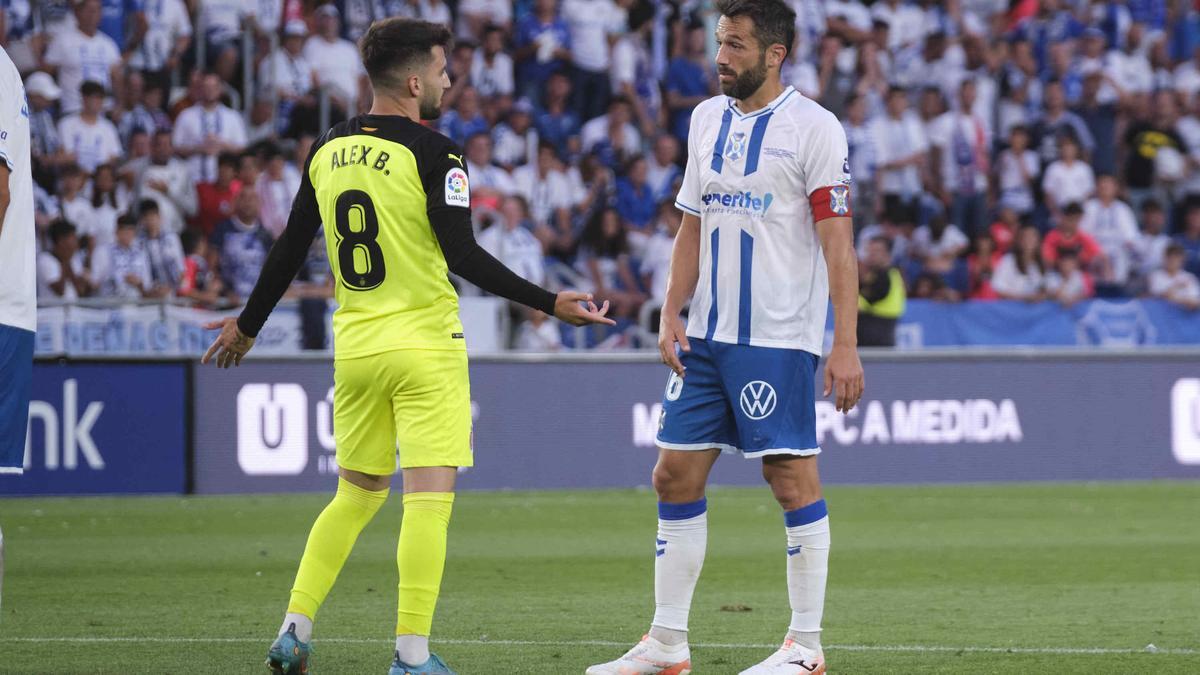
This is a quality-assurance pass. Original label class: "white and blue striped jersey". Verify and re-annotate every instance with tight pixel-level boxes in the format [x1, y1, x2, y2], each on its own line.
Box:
[675, 86, 852, 356]
[0, 49, 37, 333]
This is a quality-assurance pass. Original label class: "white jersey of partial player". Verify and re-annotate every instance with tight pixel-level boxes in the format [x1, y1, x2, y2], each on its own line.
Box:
[675, 86, 851, 355]
[0, 47, 37, 333]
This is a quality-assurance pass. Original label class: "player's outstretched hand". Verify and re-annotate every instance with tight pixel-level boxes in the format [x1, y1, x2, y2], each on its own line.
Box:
[201, 317, 256, 369]
[658, 311, 690, 378]
[824, 343, 864, 413]
[553, 291, 616, 327]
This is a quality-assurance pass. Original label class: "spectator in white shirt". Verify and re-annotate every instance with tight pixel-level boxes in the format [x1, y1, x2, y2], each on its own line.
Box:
[256, 145, 300, 239]
[1132, 198, 1171, 283]
[42, 0, 123, 114]
[173, 73, 248, 184]
[477, 196, 547, 287]
[1044, 251, 1095, 307]
[513, 141, 575, 237]
[138, 200, 185, 297]
[92, 214, 153, 299]
[1081, 175, 1139, 287]
[464, 132, 517, 199]
[645, 133, 682, 204]
[992, 224, 1047, 302]
[57, 81, 122, 174]
[131, 0, 192, 80]
[562, 0, 624, 121]
[470, 24, 515, 98]
[303, 5, 369, 117]
[872, 86, 927, 227]
[1149, 245, 1200, 310]
[38, 220, 95, 300]
[580, 96, 641, 170]
[418, 0, 453, 27]
[260, 20, 317, 133]
[929, 79, 991, 236]
[1042, 135, 1096, 217]
[994, 125, 1039, 218]
[492, 99, 539, 170]
[85, 162, 129, 251]
[456, 0, 513, 40]
[515, 309, 565, 351]
[134, 130, 197, 235]
[911, 214, 969, 262]
[639, 201, 682, 303]
[56, 164, 100, 257]
[611, 4, 659, 139]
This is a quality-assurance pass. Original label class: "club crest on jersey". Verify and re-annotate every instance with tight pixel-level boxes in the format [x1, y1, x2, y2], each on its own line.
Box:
[829, 186, 849, 215]
[725, 132, 748, 161]
[445, 167, 470, 207]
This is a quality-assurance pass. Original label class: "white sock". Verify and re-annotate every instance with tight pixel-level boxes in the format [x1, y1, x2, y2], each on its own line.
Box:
[279, 612, 313, 643]
[395, 634, 430, 666]
[784, 500, 830, 652]
[650, 498, 708, 639]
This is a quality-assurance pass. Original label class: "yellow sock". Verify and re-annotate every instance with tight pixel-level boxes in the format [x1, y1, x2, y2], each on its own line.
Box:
[396, 492, 455, 636]
[287, 478, 389, 619]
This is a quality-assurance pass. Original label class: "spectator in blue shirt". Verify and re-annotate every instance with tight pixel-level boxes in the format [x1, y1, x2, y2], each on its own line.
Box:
[535, 72, 580, 157]
[615, 155, 657, 233]
[664, 24, 714, 143]
[100, 0, 146, 53]
[513, 0, 572, 104]
[439, 85, 489, 147]
[1176, 204, 1200, 278]
[210, 187, 274, 302]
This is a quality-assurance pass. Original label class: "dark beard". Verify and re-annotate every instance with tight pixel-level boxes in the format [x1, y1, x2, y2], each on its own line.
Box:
[720, 55, 769, 101]
[419, 92, 442, 120]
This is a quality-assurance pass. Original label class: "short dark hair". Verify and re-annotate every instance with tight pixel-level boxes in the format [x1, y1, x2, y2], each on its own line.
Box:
[80, 80, 106, 98]
[117, 213, 137, 228]
[217, 152, 240, 169]
[1167, 243, 1185, 257]
[715, 0, 797, 58]
[49, 219, 76, 243]
[870, 235, 894, 253]
[180, 229, 201, 254]
[359, 18, 452, 92]
[1062, 202, 1084, 216]
[138, 199, 159, 215]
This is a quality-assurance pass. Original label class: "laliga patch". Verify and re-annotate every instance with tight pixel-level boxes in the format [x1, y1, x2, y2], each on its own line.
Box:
[445, 167, 470, 207]
[830, 186, 850, 215]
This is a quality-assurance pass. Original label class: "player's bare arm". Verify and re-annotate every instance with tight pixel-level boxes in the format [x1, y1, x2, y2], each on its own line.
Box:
[658, 212, 701, 377]
[817, 216, 864, 413]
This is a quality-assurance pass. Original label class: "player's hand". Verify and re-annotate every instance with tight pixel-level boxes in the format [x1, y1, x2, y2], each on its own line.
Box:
[553, 291, 615, 326]
[658, 310, 690, 378]
[201, 317, 256, 368]
[824, 344, 864, 414]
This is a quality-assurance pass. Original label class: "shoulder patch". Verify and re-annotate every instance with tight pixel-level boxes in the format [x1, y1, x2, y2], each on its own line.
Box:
[445, 167, 470, 207]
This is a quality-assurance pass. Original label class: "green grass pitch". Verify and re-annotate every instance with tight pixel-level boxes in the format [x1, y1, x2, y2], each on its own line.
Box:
[1, 482, 1198, 673]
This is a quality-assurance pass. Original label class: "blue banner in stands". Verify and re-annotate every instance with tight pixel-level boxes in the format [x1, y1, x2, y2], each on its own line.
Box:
[860, 299, 1200, 348]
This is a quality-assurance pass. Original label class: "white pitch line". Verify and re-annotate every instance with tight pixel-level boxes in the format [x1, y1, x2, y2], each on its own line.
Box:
[0, 637, 1195, 655]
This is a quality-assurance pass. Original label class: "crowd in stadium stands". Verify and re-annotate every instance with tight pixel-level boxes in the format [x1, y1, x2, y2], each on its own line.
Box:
[8, 0, 1200, 350]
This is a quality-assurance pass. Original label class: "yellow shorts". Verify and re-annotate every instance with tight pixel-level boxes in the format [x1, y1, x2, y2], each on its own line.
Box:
[333, 349, 472, 475]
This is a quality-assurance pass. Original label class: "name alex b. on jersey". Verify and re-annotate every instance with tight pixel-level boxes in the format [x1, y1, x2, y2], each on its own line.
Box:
[329, 143, 392, 173]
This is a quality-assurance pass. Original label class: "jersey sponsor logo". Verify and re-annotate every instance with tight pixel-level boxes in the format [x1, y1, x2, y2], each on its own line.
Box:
[724, 131, 748, 161]
[764, 147, 796, 160]
[740, 380, 777, 419]
[700, 190, 774, 218]
[445, 167, 470, 207]
[829, 186, 850, 215]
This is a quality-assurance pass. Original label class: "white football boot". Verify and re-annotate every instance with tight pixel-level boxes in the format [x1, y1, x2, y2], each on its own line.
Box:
[585, 635, 692, 675]
[738, 637, 826, 674]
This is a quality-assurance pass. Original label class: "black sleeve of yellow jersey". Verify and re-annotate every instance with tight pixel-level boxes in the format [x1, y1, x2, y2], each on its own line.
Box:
[420, 136, 558, 316]
[236, 145, 323, 338]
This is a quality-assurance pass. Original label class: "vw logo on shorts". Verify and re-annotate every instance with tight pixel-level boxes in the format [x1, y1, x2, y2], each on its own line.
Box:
[740, 380, 777, 420]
